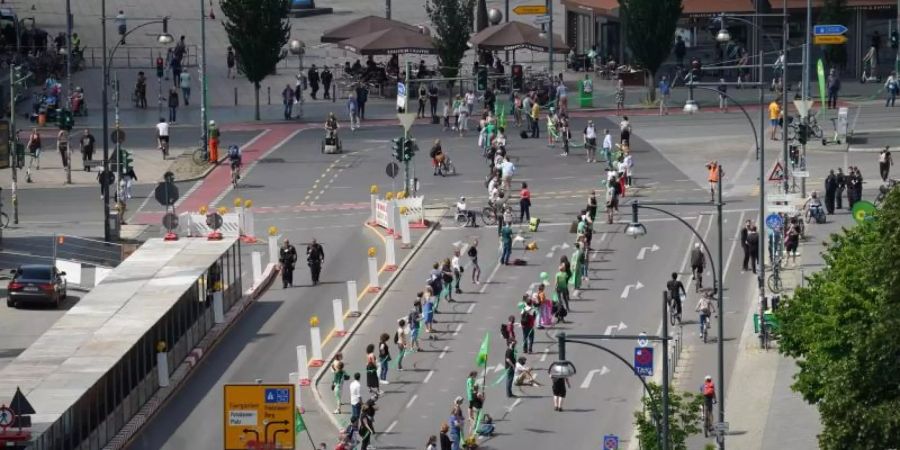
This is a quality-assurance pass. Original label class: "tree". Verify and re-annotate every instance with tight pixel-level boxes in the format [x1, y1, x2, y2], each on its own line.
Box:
[633, 383, 703, 450]
[776, 188, 900, 449]
[818, 0, 848, 70]
[618, 0, 682, 102]
[220, 0, 291, 120]
[426, 0, 475, 83]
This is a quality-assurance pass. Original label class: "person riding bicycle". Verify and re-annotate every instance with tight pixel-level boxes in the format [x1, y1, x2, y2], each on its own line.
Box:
[325, 112, 339, 140]
[227, 144, 242, 170]
[700, 375, 716, 429]
[430, 139, 446, 175]
[690, 242, 705, 291]
[156, 118, 170, 151]
[457, 196, 476, 227]
[666, 272, 686, 319]
[695, 291, 716, 336]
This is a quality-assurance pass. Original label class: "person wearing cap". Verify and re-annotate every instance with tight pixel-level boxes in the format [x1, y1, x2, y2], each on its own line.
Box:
[208, 120, 220, 162]
[690, 242, 706, 292]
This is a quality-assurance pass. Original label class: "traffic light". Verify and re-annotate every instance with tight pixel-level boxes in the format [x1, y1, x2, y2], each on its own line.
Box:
[391, 137, 405, 161]
[477, 68, 488, 91]
[892, 31, 899, 49]
[156, 56, 165, 78]
[121, 149, 134, 171]
[511, 64, 523, 91]
[402, 138, 415, 162]
[797, 123, 808, 145]
[57, 109, 74, 131]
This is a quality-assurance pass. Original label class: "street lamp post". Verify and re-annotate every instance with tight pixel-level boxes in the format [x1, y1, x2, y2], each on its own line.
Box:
[200, 0, 209, 160]
[289, 39, 306, 119]
[625, 180, 725, 449]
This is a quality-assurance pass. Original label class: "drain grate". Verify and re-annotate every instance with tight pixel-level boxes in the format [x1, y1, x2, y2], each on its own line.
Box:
[257, 157, 286, 164]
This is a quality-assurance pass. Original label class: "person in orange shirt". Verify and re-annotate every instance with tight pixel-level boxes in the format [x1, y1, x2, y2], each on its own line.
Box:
[768, 100, 781, 141]
[707, 160, 723, 201]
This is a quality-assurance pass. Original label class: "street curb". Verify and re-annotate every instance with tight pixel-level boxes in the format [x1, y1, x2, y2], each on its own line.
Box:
[104, 261, 280, 450]
[310, 211, 444, 432]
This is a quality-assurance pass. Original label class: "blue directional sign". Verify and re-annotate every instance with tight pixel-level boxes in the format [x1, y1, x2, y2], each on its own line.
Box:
[603, 434, 619, 450]
[765, 213, 783, 231]
[634, 347, 653, 377]
[814, 24, 848, 36]
[264, 388, 290, 404]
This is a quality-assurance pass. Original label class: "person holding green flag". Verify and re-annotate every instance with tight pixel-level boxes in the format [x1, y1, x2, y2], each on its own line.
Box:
[570, 242, 584, 299]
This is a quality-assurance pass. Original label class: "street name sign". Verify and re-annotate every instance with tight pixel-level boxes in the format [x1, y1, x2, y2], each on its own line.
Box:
[223, 384, 295, 449]
[513, 4, 547, 15]
[534, 14, 551, 25]
[814, 35, 848, 45]
[814, 24, 847, 36]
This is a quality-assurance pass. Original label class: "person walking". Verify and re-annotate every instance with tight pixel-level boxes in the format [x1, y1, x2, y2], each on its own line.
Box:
[717, 78, 728, 112]
[740, 220, 752, 271]
[281, 84, 294, 120]
[584, 120, 597, 162]
[179, 69, 191, 106]
[167, 88, 179, 123]
[395, 319, 408, 371]
[428, 83, 439, 119]
[355, 83, 369, 120]
[827, 68, 841, 109]
[26, 128, 41, 171]
[457, 99, 469, 137]
[885, 72, 899, 107]
[879, 146, 893, 181]
[80, 129, 95, 170]
[226, 46, 236, 79]
[321, 66, 333, 100]
[365, 344, 381, 397]
[307, 65, 320, 99]
[331, 355, 347, 414]
[551, 374, 570, 411]
[417, 83, 427, 118]
[97, 168, 114, 200]
[468, 240, 481, 284]
[747, 225, 759, 274]
[349, 372, 362, 420]
[359, 404, 375, 450]
[279, 239, 297, 288]
[122, 165, 137, 199]
[57, 129, 69, 169]
[769, 100, 780, 140]
[504, 340, 517, 398]
[601, 128, 613, 168]
[530, 99, 540, 138]
[378, 333, 391, 383]
[835, 167, 846, 210]
[658, 75, 670, 115]
[824, 169, 837, 214]
[614, 78, 625, 114]
[521, 301, 536, 354]
[306, 238, 325, 285]
[347, 94, 359, 131]
[519, 182, 531, 223]
[499, 222, 512, 265]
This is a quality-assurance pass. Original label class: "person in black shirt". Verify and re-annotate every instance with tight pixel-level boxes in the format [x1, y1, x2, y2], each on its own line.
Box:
[835, 168, 846, 210]
[504, 340, 516, 398]
[279, 239, 298, 288]
[747, 226, 760, 274]
[307, 239, 325, 285]
[824, 169, 837, 214]
[740, 220, 752, 271]
[307, 65, 320, 100]
[666, 272, 685, 320]
[80, 129, 95, 171]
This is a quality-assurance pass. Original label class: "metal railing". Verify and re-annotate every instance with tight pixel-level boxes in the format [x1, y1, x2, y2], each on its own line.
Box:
[667, 325, 684, 382]
[80, 45, 199, 69]
[0, 232, 123, 268]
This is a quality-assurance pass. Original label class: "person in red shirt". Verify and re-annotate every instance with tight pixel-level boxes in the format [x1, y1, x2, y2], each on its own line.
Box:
[519, 182, 531, 222]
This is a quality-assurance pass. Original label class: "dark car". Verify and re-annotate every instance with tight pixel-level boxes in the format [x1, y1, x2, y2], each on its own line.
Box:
[7, 264, 67, 308]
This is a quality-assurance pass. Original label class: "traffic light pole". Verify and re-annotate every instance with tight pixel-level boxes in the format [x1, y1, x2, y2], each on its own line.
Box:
[404, 60, 411, 196]
[8, 65, 22, 225]
[100, 0, 111, 241]
[65, 0, 72, 185]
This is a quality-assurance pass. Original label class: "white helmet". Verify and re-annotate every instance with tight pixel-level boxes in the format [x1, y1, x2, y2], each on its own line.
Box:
[705, 375, 713, 381]
[695, 243, 701, 249]
[209, 120, 216, 126]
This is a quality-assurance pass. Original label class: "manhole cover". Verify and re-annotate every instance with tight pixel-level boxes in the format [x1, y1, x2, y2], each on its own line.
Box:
[258, 158, 285, 164]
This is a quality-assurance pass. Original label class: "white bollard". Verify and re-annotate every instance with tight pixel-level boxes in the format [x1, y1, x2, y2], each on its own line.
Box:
[235, 206, 244, 232]
[244, 207, 256, 241]
[369, 193, 378, 225]
[212, 291, 224, 324]
[333, 298, 347, 336]
[251, 252, 262, 286]
[157, 351, 170, 387]
[385, 234, 397, 271]
[309, 326, 324, 366]
[269, 234, 280, 265]
[347, 280, 360, 316]
[386, 200, 396, 235]
[400, 215, 412, 248]
[296, 345, 311, 386]
[367, 256, 380, 292]
[289, 372, 303, 411]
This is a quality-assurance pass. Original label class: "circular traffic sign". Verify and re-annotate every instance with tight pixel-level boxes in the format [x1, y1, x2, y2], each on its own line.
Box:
[765, 213, 783, 231]
[603, 435, 619, 450]
[162, 212, 179, 230]
[634, 348, 653, 365]
[637, 332, 649, 348]
[154, 181, 180, 206]
[206, 212, 223, 230]
[0, 405, 15, 430]
[386, 162, 400, 179]
[110, 128, 126, 144]
[851, 201, 877, 224]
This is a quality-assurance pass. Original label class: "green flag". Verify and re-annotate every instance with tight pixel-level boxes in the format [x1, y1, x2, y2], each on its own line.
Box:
[295, 409, 306, 433]
[817, 59, 827, 110]
[476, 332, 490, 367]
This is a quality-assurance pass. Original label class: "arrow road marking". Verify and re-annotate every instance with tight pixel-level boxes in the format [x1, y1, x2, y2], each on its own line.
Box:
[540, 347, 550, 362]
[620, 281, 644, 299]
[604, 321, 628, 335]
[636, 244, 660, 260]
[579, 366, 611, 388]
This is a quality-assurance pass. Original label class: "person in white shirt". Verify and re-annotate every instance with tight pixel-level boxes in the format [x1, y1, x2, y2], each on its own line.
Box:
[465, 90, 476, 115]
[624, 153, 634, 186]
[156, 118, 170, 152]
[457, 196, 475, 227]
[494, 129, 507, 148]
[457, 101, 469, 136]
[349, 372, 362, 420]
[514, 357, 541, 386]
[583, 120, 597, 163]
[451, 249, 463, 293]
[396, 318, 408, 371]
[500, 156, 515, 191]
[601, 129, 613, 168]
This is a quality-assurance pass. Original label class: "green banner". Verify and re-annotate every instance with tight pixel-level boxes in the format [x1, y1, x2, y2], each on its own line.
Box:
[817, 59, 827, 110]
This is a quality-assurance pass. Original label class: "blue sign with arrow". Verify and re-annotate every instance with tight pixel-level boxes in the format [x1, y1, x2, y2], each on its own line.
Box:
[814, 24, 848, 36]
[765, 213, 783, 231]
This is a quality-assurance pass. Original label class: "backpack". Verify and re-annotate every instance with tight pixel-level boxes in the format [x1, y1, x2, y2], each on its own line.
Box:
[703, 382, 715, 398]
[228, 145, 240, 159]
[500, 323, 510, 340]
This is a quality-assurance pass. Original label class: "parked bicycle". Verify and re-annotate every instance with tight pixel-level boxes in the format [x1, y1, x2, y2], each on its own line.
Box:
[767, 257, 784, 293]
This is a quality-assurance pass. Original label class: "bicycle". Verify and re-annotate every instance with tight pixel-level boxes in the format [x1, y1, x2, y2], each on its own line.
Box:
[159, 138, 169, 160]
[0, 202, 8, 228]
[192, 145, 209, 166]
[664, 291, 682, 326]
[692, 265, 704, 292]
[702, 396, 716, 437]
[231, 164, 241, 188]
[700, 313, 710, 343]
[481, 202, 519, 226]
[767, 258, 783, 293]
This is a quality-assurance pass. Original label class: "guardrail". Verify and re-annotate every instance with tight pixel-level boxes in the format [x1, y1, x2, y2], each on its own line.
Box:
[667, 325, 684, 382]
[80, 45, 199, 69]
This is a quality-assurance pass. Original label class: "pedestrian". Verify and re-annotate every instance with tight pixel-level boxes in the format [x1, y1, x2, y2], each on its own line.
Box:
[504, 340, 517, 398]
[122, 165, 137, 199]
[57, 129, 69, 168]
[674, 35, 686, 67]
[769, 100, 780, 140]
[747, 226, 759, 274]
[519, 182, 531, 223]
[331, 355, 347, 414]
[556, 80, 568, 116]
[359, 404, 375, 450]
[79, 129, 95, 170]
[347, 94, 359, 130]
[717, 78, 728, 112]
[615, 78, 625, 114]
[570, 242, 584, 298]
[226, 46, 236, 79]
[601, 128, 613, 168]
[521, 300, 535, 354]
[447, 405, 464, 450]
[499, 222, 512, 265]
[282, 84, 294, 120]
[619, 115, 632, 149]
[355, 83, 368, 120]
[167, 88, 179, 123]
[824, 169, 837, 214]
[836, 168, 846, 209]
[207, 120, 220, 162]
[429, 83, 439, 119]
[170, 57, 182, 89]
[624, 152, 634, 187]
[365, 344, 381, 397]
[879, 146, 893, 181]
[307, 65, 320, 99]
[468, 240, 480, 284]
[115, 10, 127, 44]
[279, 239, 297, 288]
[465, 371, 479, 420]
[426, 435, 438, 450]
[321, 66, 333, 99]
[27, 128, 41, 171]
[378, 333, 391, 383]
[583, 120, 597, 162]
[307, 238, 325, 285]
[551, 374, 570, 411]
[179, 69, 191, 106]
[848, 167, 861, 208]
[658, 75, 670, 115]
[135, 71, 147, 108]
[827, 68, 841, 109]
[417, 84, 427, 118]
[740, 220, 752, 271]
[530, 99, 540, 138]
[457, 99, 469, 137]
[439, 423, 452, 450]
[349, 372, 362, 420]
[395, 319, 408, 371]
[423, 288, 435, 337]
[785, 219, 800, 264]
[451, 249, 463, 294]
[555, 262, 570, 312]
[885, 72, 899, 107]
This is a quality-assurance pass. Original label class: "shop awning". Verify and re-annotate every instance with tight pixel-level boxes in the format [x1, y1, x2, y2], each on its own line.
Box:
[562, 0, 619, 16]
[469, 21, 569, 53]
[337, 27, 436, 55]
[321, 15, 418, 43]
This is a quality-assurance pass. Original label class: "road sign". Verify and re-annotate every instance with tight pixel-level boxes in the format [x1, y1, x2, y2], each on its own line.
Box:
[397, 82, 407, 111]
[162, 212, 179, 230]
[207, 212, 223, 230]
[793, 99, 813, 118]
[397, 112, 417, 133]
[154, 181, 179, 206]
[633, 347, 653, 377]
[768, 204, 797, 214]
[814, 35, 848, 45]
[714, 421, 731, 432]
[603, 434, 619, 450]
[766, 193, 799, 203]
[110, 129, 126, 144]
[637, 332, 649, 348]
[513, 4, 547, 15]
[0, 406, 14, 430]
[765, 213, 783, 231]
[768, 161, 785, 182]
[792, 170, 810, 178]
[224, 384, 295, 450]
[534, 14, 551, 24]
[851, 200, 877, 224]
[814, 24, 848, 36]
[386, 162, 399, 178]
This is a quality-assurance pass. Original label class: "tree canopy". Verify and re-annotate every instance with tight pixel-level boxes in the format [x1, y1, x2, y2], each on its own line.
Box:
[220, 0, 291, 119]
[426, 0, 475, 80]
[634, 383, 703, 450]
[618, 0, 682, 100]
[776, 188, 900, 449]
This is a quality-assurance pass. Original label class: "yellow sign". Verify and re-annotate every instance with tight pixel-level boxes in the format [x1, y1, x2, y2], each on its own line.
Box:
[223, 384, 295, 450]
[814, 35, 847, 45]
[513, 4, 547, 15]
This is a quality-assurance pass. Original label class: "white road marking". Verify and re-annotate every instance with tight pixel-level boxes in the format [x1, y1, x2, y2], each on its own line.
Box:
[212, 129, 298, 207]
[467, 303, 476, 314]
[579, 367, 610, 388]
[539, 347, 550, 362]
[439, 346, 449, 359]
[506, 398, 523, 412]
[604, 321, 628, 335]
[636, 244, 660, 260]
[406, 394, 418, 408]
[385, 420, 398, 433]
[620, 281, 644, 299]
[423, 370, 434, 384]
[453, 324, 463, 336]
